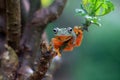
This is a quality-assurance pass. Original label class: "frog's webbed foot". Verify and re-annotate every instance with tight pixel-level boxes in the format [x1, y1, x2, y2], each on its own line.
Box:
[57, 51, 61, 57]
[74, 26, 82, 35]
[53, 48, 61, 57]
[48, 42, 60, 57]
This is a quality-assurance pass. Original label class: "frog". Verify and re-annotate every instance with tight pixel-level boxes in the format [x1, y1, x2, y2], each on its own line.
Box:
[51, 26, 83, 56]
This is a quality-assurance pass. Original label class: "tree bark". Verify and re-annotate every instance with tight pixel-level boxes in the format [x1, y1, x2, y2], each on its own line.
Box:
[29, 42, 54, 80]
[6, 0, 21, 52]
[28, 0, 41, 20]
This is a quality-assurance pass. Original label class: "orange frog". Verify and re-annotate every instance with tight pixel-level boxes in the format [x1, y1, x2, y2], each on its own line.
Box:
[52, 26, 83, 56]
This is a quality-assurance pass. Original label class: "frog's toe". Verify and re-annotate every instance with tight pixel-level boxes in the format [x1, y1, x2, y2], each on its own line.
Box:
[54, 49, 61, 57]
[57, 52, 61, 57]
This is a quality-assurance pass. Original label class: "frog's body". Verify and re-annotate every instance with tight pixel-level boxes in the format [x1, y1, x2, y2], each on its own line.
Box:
[52, 26, 83, 56]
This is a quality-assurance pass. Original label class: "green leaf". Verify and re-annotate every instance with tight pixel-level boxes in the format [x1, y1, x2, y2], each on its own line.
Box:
[82, 0, 114, 16]
[95, 0, 114, 16]
[75, 0, 114, 27]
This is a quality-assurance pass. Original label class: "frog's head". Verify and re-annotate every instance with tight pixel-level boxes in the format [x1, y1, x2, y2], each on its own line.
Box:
[53, 27, 74, 41]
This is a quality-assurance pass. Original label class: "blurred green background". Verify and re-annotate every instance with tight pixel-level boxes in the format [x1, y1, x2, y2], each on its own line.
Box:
[44, 0, 120, 80]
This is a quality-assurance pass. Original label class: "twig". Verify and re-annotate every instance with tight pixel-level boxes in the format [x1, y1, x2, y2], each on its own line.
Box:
[29, 42, 54, 80]
[82, 19, 91, 31]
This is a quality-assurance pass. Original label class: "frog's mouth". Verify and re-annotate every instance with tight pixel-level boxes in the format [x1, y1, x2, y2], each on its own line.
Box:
[55, 36, 72, 42]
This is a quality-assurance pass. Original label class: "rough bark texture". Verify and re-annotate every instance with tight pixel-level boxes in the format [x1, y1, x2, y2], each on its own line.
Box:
[29, 42, 54, 80]
[6, 0, 21, 51]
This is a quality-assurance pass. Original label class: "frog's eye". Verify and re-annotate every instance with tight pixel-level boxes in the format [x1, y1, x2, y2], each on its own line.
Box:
[67, 27, 73, 33]
[53, 28, 58, 34]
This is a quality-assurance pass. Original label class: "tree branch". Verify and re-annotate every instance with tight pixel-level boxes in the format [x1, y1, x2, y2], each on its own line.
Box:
[6, 0, 21, 52]
[18, 0, 67, 79]
[20, 0, 67, 66]
[29, 42, 55, 80]
[28, 0, 41, 21]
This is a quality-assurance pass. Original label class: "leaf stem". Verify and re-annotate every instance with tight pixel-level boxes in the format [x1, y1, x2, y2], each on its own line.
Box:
[82, 19, 91, 31]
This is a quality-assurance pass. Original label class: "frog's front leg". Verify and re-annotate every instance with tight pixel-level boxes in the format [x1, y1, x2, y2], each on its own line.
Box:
[74, 26, 83, 46]
[52, 38, 63, 56]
